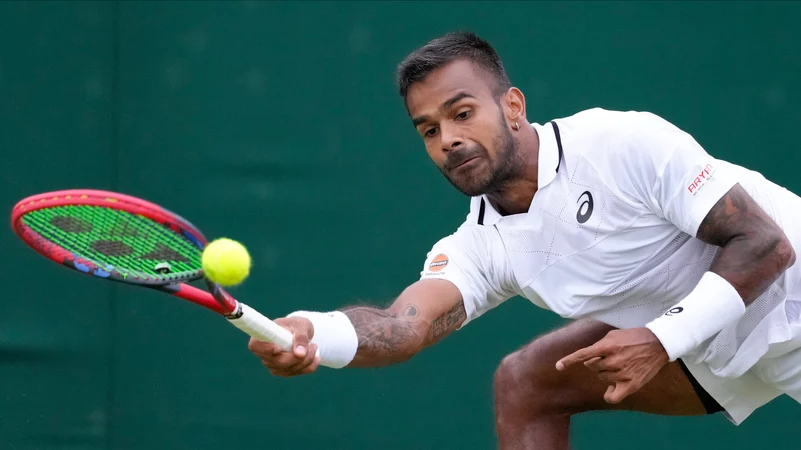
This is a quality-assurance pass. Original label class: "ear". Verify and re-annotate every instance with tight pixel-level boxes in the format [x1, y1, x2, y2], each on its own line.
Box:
[502, 87, 526, 126]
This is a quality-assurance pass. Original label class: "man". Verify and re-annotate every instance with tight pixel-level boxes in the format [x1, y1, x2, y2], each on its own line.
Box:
[248, 31, 801, 448]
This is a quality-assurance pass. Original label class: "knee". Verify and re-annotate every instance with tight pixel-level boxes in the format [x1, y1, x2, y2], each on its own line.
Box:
[494, 351, 523, 401]
[494, 347, 549, 414]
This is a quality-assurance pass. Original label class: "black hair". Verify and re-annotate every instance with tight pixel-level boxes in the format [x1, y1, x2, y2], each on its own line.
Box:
[396, 31, 512, 101]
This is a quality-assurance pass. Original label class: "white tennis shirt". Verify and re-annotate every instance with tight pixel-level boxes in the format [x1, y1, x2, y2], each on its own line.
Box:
[420, 108, 801, 379]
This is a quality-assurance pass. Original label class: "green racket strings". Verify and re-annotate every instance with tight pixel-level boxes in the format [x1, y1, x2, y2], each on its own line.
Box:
[22, 205, 202, 278]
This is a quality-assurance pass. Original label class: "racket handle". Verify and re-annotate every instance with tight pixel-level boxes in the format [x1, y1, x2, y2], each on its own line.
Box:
[227, 303, 323, 363]
[227, 303, 294, 351]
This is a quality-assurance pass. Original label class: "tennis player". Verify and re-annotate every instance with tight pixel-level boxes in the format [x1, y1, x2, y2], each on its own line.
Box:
[248, 32, 801, 448]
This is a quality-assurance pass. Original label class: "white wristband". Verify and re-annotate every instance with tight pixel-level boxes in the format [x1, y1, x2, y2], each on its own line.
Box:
[646, 271, 746, 361]
[287, 310, 358, 369]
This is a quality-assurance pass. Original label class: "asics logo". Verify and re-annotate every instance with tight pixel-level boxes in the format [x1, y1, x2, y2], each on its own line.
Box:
[576, 191, 594, 224]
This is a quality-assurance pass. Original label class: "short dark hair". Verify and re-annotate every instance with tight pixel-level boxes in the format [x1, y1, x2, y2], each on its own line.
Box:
[396, 31, 512, 101]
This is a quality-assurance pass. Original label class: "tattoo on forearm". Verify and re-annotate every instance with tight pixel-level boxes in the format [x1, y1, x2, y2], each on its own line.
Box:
[696, 184, 794, 303]
[342, 306, 422, 365]
[402, 304, 419, 318]
[426, 302, 467, 345]
[339, 300, 467, 367]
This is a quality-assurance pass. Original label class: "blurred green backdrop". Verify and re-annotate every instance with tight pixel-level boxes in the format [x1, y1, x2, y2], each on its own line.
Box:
[2, 1, 800, 449]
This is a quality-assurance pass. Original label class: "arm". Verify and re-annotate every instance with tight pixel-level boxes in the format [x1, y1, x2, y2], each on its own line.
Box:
[251, 225, 514, 375]
[624, 116, 797, 359]
[341, 278, 466, 368]
[556, 113, 798, 403]
[696, 184, 796, 305]
[251, 279, 468, 376]
[608, 111, 795, 307]
[646, 184, 796, 360]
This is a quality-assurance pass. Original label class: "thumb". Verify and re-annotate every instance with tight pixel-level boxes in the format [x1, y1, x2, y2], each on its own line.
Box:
[291, 321, 312, 358]
[604, 382, 631, 404]
[604, 384, 617, 403]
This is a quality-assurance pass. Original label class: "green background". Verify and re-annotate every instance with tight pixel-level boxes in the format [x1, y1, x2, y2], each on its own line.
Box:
[2, 1, 799, 449]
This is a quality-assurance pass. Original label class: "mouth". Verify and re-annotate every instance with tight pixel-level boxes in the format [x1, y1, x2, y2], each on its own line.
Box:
[451, 155, 481, 171]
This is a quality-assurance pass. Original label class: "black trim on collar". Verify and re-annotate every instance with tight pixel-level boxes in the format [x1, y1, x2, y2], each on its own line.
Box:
[550, 121, 564, 173]
[476, 121, 563, 225]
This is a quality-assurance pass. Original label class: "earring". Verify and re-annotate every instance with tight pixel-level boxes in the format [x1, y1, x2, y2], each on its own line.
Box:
[513, 121, 520, 131]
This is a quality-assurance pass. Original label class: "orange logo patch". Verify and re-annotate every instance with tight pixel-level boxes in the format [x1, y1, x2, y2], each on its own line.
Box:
[428, 254, 449, 272]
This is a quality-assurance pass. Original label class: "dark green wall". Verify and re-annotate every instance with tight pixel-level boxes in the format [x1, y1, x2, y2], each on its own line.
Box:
[2, 1, 799, 449]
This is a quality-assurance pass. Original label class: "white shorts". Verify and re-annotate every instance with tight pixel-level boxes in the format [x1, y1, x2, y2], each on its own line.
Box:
[682, 317, 801, 425]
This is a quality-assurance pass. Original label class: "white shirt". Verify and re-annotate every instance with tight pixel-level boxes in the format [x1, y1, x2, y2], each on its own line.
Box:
[419, 107, 801, 379]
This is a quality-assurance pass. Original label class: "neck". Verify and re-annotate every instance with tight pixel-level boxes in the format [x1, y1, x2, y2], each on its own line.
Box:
[486, 123, 540, 215]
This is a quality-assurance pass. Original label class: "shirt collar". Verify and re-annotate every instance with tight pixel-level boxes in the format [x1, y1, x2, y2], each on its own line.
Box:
[470, 121, 563, 225]
[533, 121, 561, 189]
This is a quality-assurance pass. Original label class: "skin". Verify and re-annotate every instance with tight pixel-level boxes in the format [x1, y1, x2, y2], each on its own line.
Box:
[248, 57, 796, 448]
[408, 60, 538, 214]
[494, 319, 710, 449]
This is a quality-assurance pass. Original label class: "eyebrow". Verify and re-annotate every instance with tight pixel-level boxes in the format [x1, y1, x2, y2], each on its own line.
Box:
[411, 92, 477, 127]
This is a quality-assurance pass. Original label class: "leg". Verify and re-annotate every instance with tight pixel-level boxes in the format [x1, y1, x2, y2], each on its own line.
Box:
[494, 319, 719, 450]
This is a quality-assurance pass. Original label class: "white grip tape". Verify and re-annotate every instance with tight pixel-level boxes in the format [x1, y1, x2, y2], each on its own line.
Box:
[227, 303, 294, 351]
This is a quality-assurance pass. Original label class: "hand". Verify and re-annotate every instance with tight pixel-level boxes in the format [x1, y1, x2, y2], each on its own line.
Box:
[247, 316, 321, 377]
[555, 327, 669, 404]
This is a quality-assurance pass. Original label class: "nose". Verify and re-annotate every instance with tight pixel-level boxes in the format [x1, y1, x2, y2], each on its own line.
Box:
[440, 123, 463, 152]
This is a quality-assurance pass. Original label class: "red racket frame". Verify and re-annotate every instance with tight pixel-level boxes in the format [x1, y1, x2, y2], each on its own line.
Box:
[11, 189, 236, 316]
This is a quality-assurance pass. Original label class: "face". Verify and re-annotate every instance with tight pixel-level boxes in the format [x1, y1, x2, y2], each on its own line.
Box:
[405, 59, 524, 197]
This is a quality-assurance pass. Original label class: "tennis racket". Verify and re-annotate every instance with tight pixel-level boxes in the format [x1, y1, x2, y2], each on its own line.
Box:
[10, 189, 301, 356]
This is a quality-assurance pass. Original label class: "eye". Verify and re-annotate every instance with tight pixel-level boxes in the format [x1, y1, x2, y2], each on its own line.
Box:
[424, 127, 439, 138]
[455, 110, 472, 121]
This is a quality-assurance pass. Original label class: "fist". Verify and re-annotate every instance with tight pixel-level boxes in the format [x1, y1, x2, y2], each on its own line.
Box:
[248, 316, 321, 377]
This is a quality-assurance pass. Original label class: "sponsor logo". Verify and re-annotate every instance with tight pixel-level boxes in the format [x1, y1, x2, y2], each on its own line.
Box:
[428, 253, 449, 272]
[665, 306, 684, 316]
[576, 191, 593, 224]
[687, 164, 716, 196]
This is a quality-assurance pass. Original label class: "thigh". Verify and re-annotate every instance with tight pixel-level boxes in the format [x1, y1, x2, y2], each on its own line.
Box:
[517, 319, 713, 416]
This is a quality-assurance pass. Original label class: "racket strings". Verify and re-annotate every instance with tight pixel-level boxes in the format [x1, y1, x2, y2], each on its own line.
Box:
[22, 205, 202, 278]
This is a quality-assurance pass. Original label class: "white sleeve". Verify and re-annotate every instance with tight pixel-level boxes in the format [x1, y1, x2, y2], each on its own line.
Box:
[419, 224, 518, 328]
[615, 112, 741, 237]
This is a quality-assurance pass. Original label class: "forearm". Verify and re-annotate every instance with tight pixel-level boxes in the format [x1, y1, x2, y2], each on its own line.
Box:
[289, 280, 467, 369]
[341, 301, 467, 368]
[341, 306, 425, 367]
[708, 235, 793, 304]
[647, 185, 796, 361]
[697, 185, 796, 304]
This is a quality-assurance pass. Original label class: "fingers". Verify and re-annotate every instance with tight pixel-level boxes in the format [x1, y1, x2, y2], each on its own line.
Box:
[287, 342, 319, 372]
[266, 354, 321, 377]
[248, 338, 282, 358]
[557, 328, 663, 405]
[604, 380, 636, 404]
[556, 342, 609, 371]
[583, 354, 623, 373]
[246, 316, 319, 378]
[248, 336, 321, 377]
[577, 355, 627, 400]
[583, 356, 603, 370]
[605, 384, 618, 403]
[581, 356, 622, 384]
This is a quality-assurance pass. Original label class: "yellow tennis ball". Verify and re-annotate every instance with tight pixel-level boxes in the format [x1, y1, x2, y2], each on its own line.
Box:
[201, 238, 251, 287]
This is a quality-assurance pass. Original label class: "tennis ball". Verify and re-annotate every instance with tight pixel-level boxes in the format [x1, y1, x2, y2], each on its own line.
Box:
[201, 238, 251, 287]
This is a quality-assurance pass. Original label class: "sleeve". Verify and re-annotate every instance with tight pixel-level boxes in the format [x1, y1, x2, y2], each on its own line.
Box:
[615, 112, 741, 237]
[419, 224, 519, 328]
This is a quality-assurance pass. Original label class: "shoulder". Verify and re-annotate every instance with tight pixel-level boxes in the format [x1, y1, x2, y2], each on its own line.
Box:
[424, 220, 510, 273]
[555, 107, 690, 153]
[430, 221, 501, 255]
[554, 107, 700, 175]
